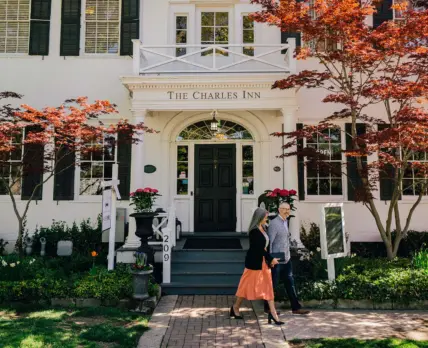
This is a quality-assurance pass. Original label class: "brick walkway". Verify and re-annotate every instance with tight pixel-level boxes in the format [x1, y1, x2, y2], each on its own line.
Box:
[161, 295, 265, 348]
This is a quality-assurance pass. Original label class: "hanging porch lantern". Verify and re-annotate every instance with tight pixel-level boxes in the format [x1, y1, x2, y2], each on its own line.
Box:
[210, 110, 219, 132]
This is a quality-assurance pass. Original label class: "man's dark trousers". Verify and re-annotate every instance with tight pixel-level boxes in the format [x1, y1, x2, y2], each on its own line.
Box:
[264, 260, 301, 312]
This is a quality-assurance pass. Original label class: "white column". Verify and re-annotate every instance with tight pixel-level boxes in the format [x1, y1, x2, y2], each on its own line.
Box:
[122, 109, 148, 248]
[282, 108, 304, 248]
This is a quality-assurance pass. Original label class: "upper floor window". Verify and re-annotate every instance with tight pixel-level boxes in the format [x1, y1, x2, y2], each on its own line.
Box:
[79, 135, 115, 195]
[201, 11, 228, 56]
[84, 0, 120, 54]
[306, 127, 343, 196]
[242, 15, 254, 56]
[0, 0, 31, 54]
[175, 15, 187, 57]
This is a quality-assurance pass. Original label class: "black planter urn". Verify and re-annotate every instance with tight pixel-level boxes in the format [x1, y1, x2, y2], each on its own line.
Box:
[130, 212, 157, 265]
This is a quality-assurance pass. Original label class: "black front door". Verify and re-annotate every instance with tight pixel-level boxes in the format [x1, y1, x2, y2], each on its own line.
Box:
[194, 144, 236, 232]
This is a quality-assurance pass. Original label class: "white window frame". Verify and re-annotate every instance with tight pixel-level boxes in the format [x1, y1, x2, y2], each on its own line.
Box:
[242, 14, 255, 56]
[401, 151, 428, 198]
[0, 0, 31, 55]
[196, 7, 232, 56]
[0, 130, 24, 197]
[77, 134, 117, 199]
[81, 0, 121, 55]
[175, 14, 188, 57]
[304, 124, 346, 201]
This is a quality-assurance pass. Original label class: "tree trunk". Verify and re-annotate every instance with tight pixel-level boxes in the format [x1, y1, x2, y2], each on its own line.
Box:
[14, 218, 24, 255]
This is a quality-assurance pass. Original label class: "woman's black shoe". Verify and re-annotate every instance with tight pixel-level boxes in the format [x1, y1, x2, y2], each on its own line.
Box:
[268, 313, 284, 325]
[230, 306, 243, 319]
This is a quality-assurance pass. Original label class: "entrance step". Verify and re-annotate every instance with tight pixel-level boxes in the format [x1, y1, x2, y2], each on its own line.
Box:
[164, 249, 245, 295]
[161, 282, 238, 295]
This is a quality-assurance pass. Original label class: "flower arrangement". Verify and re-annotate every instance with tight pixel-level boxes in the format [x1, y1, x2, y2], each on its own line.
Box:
[131, 251, 153, 271]
[130, 187, 161, 213]
[258, 188, 298, 215]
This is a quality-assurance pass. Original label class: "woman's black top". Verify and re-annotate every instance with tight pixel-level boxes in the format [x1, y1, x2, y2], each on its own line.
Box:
[244, 227, 274, 270]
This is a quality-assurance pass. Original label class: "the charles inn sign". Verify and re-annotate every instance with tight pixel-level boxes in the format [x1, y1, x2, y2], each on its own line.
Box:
[167, 91, 262, 100]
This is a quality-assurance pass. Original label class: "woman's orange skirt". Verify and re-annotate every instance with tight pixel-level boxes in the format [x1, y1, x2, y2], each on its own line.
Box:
[235, 257, 274, 301]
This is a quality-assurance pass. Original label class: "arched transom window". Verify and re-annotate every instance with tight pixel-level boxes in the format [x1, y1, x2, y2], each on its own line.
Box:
[176, 120, 254, 141]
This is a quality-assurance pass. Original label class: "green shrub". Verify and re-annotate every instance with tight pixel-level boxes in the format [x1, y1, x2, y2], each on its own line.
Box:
[412, 247, 428, 271]
[0, 238, 8, 255]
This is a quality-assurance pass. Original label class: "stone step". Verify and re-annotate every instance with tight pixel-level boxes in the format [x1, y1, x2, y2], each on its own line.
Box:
[171, 260, 244, 273]
[172, 249, 246, 262]
[161, 282, 238, 295]
[171, 271, 242, 284]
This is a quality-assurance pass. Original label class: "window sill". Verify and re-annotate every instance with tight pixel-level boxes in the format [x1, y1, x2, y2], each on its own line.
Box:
[0, 54, 44, 59]
[65, 55, 132, 60]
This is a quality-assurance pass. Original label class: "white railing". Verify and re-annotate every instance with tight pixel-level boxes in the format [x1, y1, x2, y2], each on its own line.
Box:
[132, 39, 297, 75]
[162, 205, 176, 284]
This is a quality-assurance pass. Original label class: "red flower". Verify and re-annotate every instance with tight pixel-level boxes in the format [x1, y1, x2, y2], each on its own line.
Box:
[266, 192, 273, 197]
[136, 188, 143, 193]
[289, 189, 297, 195]
[130, 192, 135, 197]
[273, 188, 281, 194]
[279, 189, 289, 197]
[271, 193, 278, 197]
[152, 189, 158, 193]
[143, 188, 151, 193]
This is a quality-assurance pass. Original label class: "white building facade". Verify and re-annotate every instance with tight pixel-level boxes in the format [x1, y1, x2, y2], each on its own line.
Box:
[0, 0, 427, 252]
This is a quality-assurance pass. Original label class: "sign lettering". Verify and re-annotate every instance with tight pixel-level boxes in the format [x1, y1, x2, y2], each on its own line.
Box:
[167, 91, 261, 100]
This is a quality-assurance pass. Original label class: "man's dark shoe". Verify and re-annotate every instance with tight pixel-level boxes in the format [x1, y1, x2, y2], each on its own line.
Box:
[292, 309, 310, 315]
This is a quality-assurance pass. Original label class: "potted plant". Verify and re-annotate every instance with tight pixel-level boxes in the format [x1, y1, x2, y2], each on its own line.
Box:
[258, 188, 298, 220]
[129, 188, 161, 256]
[131, 251, 154, 300]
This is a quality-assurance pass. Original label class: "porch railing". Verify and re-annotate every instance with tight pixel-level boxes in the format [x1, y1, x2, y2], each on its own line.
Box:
[132, 39, 297, 75]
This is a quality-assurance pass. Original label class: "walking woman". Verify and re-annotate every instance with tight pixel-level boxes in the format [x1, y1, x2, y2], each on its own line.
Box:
[230, 207, 284, 325]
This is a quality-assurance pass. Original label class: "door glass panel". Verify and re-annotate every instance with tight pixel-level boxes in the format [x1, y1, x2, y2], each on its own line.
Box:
[177, 145, 188, 195]
[242, 145, 254, 195]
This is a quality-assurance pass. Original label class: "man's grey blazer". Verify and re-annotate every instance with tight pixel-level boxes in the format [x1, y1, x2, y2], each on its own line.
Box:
[267, 215, 291, 264]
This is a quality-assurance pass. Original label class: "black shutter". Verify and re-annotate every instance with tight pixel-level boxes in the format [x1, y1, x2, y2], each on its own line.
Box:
[378, 124, 400, 201]
[117, 130, 132, 199]
[373, 0, 393, 28]
[297, 123, 305, 201]
[120, 0, 139, 56]
[281, 31, 301, 54]
[53, 146, 75, 200]
[346, 123, 367, 201]
[29, 0, 51, 56]
[21, 127, 44, 200]
[60, 0, 81, 56]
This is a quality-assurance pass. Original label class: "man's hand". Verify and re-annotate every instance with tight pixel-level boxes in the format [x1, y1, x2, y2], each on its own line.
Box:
[270, 258, 279, 267]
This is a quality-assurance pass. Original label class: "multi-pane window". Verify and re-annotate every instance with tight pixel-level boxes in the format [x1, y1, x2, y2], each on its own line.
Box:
[177, 146, 188, 195]
[201, 12, 228, 56]
[242, 145, 254, 195]
[80, 135, 115, 195]
[0, 0, 31, 53]
[403, 152, 428, 196]
[306, 127, 343, 195]
[0, 131, 23, 195]
[242, 15, 254, 56]
[85, 0, 120, 54]
[175, 15, 187, 57]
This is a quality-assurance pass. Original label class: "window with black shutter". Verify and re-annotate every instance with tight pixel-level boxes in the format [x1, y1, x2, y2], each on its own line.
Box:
[21, 126, 44, 200]
[281, 31, 301, 54]
[117, 130, 132, 199]
[346, 123, 367, 201]
[53, 146, 75, 201]
[373, 0, 393, 28]
[29, 0, 51, 55]
[378, 124, 400, 201]
[120, 0, 139, 56]
[297, 123, 305, 201]
[60, 0, 81, 56]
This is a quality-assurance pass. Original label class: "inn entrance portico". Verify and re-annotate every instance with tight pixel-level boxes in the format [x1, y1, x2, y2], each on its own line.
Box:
[120, 74, 300, 246]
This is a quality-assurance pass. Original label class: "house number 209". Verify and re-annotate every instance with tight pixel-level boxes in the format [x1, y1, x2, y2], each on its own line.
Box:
[163, 235, 170, 261]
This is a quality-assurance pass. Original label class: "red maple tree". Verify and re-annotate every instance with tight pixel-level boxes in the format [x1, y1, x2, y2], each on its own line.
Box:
[251, 0, 428, 259]
[0, 92, 156, 253]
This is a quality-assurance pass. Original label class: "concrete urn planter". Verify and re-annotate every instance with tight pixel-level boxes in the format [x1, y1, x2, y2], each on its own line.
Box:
[132, 269, 153, 300]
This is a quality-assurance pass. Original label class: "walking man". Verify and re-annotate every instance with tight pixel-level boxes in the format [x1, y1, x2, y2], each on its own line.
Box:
[264, 202, 310, 315]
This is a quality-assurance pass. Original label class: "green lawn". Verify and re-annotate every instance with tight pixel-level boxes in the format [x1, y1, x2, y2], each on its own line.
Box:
[0, 304, 149, 348]
[290, 338, 428, 348]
